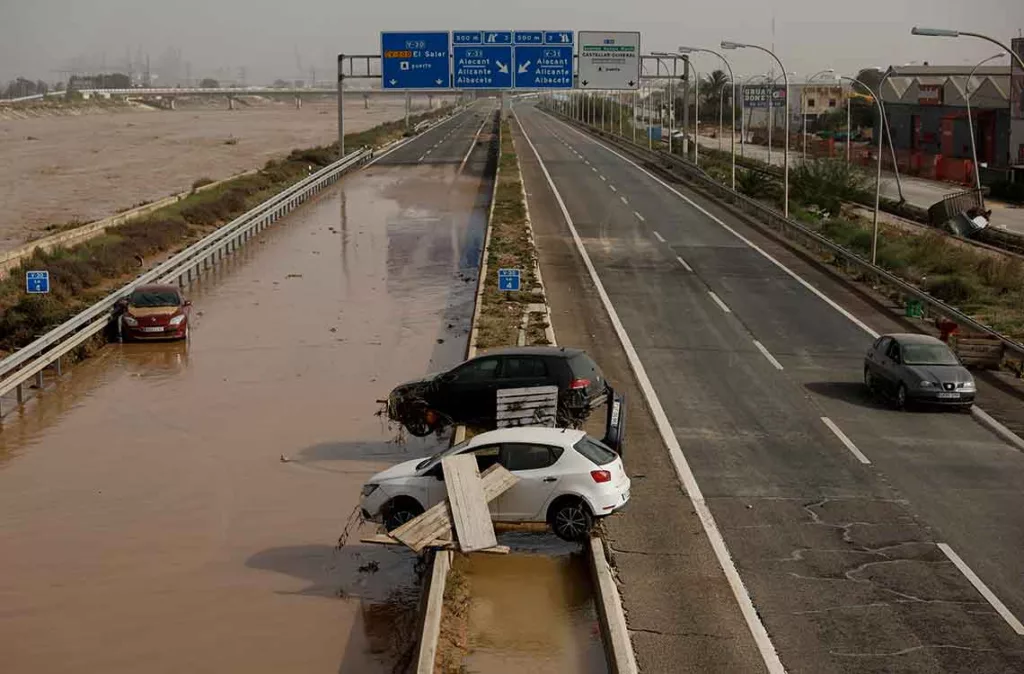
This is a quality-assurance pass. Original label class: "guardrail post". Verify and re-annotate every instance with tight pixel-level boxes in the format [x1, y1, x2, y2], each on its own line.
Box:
[55, 356, 62, 376]
[35, 371, 44, 389]
[16, 383, 23, 403]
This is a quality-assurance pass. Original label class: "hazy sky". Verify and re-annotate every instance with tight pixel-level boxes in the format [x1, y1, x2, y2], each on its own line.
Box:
[2, 0, 1022, 84]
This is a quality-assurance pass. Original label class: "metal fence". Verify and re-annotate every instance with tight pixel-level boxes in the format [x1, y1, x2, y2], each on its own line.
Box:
[548, 109, 1024, 365]
[0, 146, 378, 413]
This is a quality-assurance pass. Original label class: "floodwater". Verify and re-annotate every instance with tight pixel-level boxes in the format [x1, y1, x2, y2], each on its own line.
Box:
[0, 157, 488, 673]
[456, 532, 609, 674]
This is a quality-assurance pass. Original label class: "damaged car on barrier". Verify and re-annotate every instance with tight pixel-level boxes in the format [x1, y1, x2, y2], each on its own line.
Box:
[381, 346, 610, 437]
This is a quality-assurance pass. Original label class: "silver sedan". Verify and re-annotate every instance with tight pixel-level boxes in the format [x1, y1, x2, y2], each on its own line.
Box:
[863, 333, 976, 410]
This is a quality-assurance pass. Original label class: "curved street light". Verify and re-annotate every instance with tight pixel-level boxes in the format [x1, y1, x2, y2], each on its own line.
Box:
[802, 69, 835, 161]
[833, 74, 889, 265]
[964, 52, 1005, 196]
[911, 27, 1024, 72]
[679, 46, 737, 189]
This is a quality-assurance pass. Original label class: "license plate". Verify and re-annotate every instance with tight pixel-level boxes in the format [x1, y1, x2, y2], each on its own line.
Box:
[141, 326, 164, 333]
[937, 392, 960, 399]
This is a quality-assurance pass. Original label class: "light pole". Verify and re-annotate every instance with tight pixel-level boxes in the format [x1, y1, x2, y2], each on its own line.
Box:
[964, 52, 1005, 196]
[740, 72, 771, 159]
[835, 75, 887, 265]
[912, 27, 1024, 71]
[874, 67, 907, 203]
[802, 69, 835, 161]
[653, 52, 687, 155]
[723, 41, 790, 216]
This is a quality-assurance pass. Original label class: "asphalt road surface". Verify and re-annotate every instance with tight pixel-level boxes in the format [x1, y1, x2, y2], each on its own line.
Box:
[514, 101, 1024, 674]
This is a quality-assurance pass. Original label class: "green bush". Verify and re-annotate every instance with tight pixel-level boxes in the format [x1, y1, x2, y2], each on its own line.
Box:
[791, 159, 872, 216]
[736, 168, 774, 199]
[923, 274, 979, 304]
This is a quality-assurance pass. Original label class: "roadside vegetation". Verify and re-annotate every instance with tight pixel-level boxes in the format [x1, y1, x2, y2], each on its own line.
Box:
[474, 114, 549, 350]
[0, 106, 452, 355]
[434, 560, 472, 673]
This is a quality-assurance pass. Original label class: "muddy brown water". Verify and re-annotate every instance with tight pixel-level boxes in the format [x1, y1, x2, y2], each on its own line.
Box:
[0, 159, 487, 673]
[455, 532, 609, 674]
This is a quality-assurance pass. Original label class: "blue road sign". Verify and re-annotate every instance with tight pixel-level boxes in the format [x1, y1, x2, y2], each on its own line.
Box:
[498, 268, 521, 292]
[453, 45, 513, 89]
[514, 31, 544, 45]
[514, 45, 573, 89]
[544, 31, 574, 44]
[482, 31, 512, 44]
[380, 32, 451, 89]
[26, 270, 49, 294]
[453, 31, 483, 45]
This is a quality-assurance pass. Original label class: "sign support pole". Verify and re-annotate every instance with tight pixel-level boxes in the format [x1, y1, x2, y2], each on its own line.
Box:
[337, 53, 345, 156]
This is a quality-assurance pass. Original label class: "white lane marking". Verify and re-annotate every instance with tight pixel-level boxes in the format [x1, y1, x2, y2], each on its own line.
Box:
[676, 255, 693, 272]
[592, 167, 598, 173]
[609, 184, 617, 192]
[458, 115, 489, 174]
[551, 114, 880, 339]
[653, 231, 666, 243]
[708, 291, 732, 314]
[513, 109, 787, 674]
[620, 195, 629, 205]
[634, 211, 645, 222]
[821, 417, 871, 464]
[938, 543, 1024, 636]
[753, 340, 785, 371]
[418, 153, 427, 162]
[600, 175, 607, 181]
[585, 160, 591, 165]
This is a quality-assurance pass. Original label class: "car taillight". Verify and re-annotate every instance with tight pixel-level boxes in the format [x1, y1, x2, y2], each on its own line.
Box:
[590, 470, 611, 483]
[570, 378, 591, 390]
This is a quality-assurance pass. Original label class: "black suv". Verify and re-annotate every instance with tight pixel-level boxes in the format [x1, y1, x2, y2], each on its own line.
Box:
[386, 346, 609, 436]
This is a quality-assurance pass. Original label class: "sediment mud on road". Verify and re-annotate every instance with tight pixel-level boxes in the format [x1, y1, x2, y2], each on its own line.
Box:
[0, 145, 488, 672]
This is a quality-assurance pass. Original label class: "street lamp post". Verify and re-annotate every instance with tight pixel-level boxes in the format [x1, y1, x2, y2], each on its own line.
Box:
[723, 40, 791, 217]
[653, 53, 687, 155]
[964, 52, 1005, 196]
[802, 69, 835, 162]
[912, 27, 1024, 71]
[836, 75, 887, 265]
[740, 72, 771, 160]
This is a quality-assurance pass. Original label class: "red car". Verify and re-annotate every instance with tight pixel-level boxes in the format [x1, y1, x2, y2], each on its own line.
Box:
[120, 284, 192, 341]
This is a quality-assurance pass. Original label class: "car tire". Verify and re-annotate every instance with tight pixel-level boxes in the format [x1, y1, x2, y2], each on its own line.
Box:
[548, 497, 593, 542]
[863, 367, 875, 393]
[383, 498, 424, 532]
[404, 413, 434, 438]
[895, 383, 908, 410]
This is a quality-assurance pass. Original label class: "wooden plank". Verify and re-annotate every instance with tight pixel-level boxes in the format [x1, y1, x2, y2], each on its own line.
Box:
[358, 534, 510, 554]
[442, 455, 497, 553]
[496, 386, 557, 428]
[391, 464, 518, 553]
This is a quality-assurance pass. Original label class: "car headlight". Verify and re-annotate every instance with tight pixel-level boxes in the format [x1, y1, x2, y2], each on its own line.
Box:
[960, 381, 976, 392]
[122, 314, 138, 326]
[169, 314, 185, 326]
[919, 380, 934, 387]
[361, 484, 379, 498]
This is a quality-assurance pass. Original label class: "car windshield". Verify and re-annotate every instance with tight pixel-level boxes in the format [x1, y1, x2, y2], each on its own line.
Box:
[415, 439, 469, 471]
[901, 343, 959, 366]
[129, 290, 180, 307]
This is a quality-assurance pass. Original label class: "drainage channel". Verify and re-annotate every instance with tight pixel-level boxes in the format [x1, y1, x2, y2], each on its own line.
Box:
[434, 530, 609, 674]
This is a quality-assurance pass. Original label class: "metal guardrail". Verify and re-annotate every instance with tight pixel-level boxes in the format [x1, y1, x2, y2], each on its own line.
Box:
[546, 109, 1024, 365]
[0, 104, 471, 412]
[0, 147, 377, 409]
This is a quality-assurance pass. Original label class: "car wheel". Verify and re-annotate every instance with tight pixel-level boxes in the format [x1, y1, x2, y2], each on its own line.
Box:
[863, 367, 875, 393]
[895, 383, 908, 410]
[384, 498, 424, 532]
[405, 415, 434, 437]
[549, 498, 593, 542]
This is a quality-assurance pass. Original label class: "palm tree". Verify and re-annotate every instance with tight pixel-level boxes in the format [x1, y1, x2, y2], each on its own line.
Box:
[699, 69, 730, 122]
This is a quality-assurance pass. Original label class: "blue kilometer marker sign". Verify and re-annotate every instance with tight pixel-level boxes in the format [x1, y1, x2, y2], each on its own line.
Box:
[498, 268, 521, 292]
[380, 32, 451, 89]
[26, 270, 49, 294]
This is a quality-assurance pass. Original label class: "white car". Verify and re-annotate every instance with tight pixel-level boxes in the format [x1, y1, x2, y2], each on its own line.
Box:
[360, 427, 631, 542]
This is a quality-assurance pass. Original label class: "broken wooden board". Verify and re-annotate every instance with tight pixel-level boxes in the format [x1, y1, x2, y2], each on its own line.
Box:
[442, 455, 497, 552]
[359, 533, 510, 555]
[391, 463, 518, 553]
[496, 385, 559, 428]
[953, 335, 1003, 369]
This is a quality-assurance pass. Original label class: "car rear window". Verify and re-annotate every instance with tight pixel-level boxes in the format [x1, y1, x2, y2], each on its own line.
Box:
[569, 352, 604, 385]
[130, 290, 180, 307]
[573, 436, 618, 466]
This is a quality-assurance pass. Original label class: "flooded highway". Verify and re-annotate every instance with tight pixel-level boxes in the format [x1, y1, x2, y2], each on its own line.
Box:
[0, 116, 492, 673]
